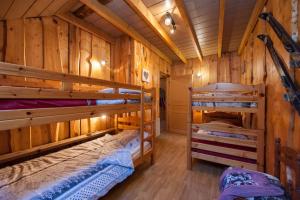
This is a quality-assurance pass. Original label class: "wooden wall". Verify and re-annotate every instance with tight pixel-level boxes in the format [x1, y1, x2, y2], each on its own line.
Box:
[240, 0, 300, 176]
[0, 16, 112, 155]
[172, 52, 241, 87]
[168, 52, 241, 133]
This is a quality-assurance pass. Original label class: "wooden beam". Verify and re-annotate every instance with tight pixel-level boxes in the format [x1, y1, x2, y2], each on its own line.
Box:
[238, 0, 267, 55]
[79, 0, 172, 64]
[124, 0, 187, 63]
[56, 12, 115, 44]
[217, 0, 225, 58]
[0, 61, 141, 90]
[175, 0, 203, 61]
[0, 86, 140, 99]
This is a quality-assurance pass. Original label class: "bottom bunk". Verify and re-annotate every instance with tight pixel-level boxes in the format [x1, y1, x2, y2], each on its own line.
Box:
[0, 129, 151, 200]
[190, 121, 264, 171]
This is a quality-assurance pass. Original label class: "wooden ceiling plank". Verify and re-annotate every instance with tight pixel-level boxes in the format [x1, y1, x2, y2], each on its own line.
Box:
[23, 0, 53, 18]
[175, 0, 203, 61]
[217, 0, 225, 58]
[238, 0, 267, 55]
[0, 0, 14, 19]
[5, 0, 36, 19]
[123, 0, 187, 63]
[40, 0, 71, 16]
[80, 0, 172, 64]
[56, 12, 115, 44]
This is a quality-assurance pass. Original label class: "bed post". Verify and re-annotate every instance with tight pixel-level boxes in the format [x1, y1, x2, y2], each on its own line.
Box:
[274, 138, 281, 178]
[257, 84, 265, 172]
[140, 86, 144, 162]
[151, 87, 156, 164]
[187, 87, 192, 170]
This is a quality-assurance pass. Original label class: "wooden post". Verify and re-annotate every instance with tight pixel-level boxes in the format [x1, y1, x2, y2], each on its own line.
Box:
[257, 84, 265, 172]
[274, 138, 281, 178]
[140, 86, 144, 161]
[151, 87, 156, 164]
[187, 87, 192, 170]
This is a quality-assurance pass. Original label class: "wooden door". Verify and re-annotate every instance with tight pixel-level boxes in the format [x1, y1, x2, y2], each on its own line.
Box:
[167, 75, 191, 134]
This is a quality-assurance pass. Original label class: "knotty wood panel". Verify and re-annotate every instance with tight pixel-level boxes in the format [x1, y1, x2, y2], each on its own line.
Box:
[172, 52, 241, 87]
[0, 21, 4, 61]
[240, 0, 300, 179]
[4, 19, 31, 152]
[25, 18, 52, 147]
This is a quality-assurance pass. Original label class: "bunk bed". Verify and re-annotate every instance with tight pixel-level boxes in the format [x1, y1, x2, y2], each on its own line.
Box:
[187, 83, 265, 171]
[0, 61, 156, 199]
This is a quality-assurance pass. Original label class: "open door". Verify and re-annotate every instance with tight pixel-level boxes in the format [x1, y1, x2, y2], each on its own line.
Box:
[159, 73, 168, 133]
[167, 75, 192, 134]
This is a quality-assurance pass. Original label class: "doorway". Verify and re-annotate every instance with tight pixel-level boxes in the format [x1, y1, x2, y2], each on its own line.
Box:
[159, 73, 168, 133]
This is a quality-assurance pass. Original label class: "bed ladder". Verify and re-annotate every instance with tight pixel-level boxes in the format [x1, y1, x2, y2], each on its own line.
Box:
[140, 87, 156, 165]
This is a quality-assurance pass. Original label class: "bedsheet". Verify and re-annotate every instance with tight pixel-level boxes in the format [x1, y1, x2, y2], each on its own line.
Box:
[0, 131, 139, 200]
[219, 167, 287, 200]
[192, 102, 257, 108]
[0, 98, 146, 110]
[195, 129, 256, 141]
[100, 88, 141, 94]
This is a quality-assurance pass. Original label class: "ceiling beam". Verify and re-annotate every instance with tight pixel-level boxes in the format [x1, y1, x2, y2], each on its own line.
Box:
[238, 0, 267, 55]
[80, 0, 172, 64]
[217, 0, 225, 58]
[175, 0, 203, 62]
[124, 0, 187, 64]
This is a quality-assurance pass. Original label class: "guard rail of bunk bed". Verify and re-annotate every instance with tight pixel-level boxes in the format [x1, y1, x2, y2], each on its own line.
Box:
[0, 61, 156, 167]
[187, 83, 265, 171]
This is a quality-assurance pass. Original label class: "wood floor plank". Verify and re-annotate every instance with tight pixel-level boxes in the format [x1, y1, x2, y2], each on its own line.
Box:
[102, 132, 225, 200]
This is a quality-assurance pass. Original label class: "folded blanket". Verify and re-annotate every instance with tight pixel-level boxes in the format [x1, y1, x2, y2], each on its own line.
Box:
[219, 167, 286, 200]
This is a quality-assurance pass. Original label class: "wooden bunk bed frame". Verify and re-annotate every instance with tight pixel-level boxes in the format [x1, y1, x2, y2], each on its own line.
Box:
[187, 83, 265, 171]
[0, 61, 156, 168]
[275, 138, 300, 200]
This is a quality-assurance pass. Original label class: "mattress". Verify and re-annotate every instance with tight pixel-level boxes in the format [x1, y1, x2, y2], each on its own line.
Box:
[219, 167, 287, 200]
[0, 130, 148, 200]
[192, 128, 257, 164]
[195, 129, 256, 141]
[192, 102, 257, 108]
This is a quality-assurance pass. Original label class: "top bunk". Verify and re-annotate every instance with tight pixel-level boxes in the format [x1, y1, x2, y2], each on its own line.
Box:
[0, 61, 155, 131]
[190, 83, 265, 114]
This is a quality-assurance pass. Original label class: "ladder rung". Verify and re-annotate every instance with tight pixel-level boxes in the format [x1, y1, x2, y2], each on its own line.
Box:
[143, 134, 153, 142]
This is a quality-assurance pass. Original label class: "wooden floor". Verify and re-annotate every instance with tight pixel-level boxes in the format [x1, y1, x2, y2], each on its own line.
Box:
[102, 132, 225, 200]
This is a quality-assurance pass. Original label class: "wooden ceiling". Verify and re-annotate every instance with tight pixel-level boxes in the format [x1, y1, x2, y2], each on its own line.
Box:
[184, 0, 256, 56]
[142, 0, 199, 59]
[0, 0, 257, 63]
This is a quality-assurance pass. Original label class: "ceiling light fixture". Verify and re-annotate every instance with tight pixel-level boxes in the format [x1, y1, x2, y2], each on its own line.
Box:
[164, 13, 172, 26]
[164, 12, 176, 34]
